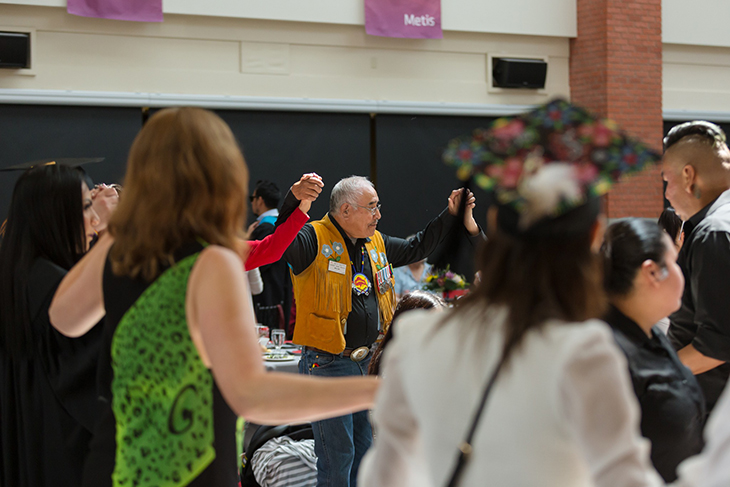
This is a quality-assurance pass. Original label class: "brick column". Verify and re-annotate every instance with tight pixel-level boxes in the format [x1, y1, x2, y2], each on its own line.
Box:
[570, 0, 663, 218]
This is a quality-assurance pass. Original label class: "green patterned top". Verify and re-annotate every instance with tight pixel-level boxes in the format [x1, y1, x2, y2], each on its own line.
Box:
[110, 252, 215, 487]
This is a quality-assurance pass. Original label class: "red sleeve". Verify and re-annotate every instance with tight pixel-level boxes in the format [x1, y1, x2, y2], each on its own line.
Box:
[244, 208, 309, 270]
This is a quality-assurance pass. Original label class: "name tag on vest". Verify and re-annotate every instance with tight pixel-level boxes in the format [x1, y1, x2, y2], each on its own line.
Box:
[328, 260, 347, 275]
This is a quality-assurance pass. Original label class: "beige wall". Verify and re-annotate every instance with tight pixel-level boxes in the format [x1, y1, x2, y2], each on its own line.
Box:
[663, 0, 730, 49]
[662, 0, 730, 119]
[3, 2, 729, 118]
[663, 43, 730, 119]
[0, 4, 570, 108]
[1, 0, 577, 37]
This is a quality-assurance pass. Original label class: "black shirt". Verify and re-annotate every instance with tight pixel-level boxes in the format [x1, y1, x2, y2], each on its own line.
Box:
[1, 258, 103, 487]
[277, 190, 477, 349]
[250, 220, 293, 329]
[668, 189, 730, 412]
[605, 306, 705, 482]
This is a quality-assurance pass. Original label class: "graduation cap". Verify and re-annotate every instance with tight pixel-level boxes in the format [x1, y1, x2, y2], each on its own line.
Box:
[0, 157, 105, 172]
[442, 98, 662, 236]
[0, 157, 105, 189]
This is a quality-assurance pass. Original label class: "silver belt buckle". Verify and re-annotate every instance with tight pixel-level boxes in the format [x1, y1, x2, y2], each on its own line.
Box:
[350, 346, 370, 362]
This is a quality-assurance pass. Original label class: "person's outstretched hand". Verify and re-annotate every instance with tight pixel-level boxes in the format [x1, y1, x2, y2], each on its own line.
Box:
[292, 173, 324, 214]
[448, 188, 479, 236]
[90, 184, 120, 233]
[247, 221, 259, 236]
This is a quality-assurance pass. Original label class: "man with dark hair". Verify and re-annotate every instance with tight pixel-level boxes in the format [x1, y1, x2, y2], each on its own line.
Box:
[663, 120, 730, 414]
[250, 180, 282, 226]
[249, 180, 290, 331]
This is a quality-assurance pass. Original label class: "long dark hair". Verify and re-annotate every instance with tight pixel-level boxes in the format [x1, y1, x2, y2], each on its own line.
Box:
[368, 291, 445, 375]
[452, 224, 605, 362]
[657, 207, 683, 243]
[0, 165, 87, 357]
[601, 219, 668, 298]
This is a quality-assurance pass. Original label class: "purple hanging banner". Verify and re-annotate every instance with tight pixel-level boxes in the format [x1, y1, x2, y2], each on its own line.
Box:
[365, 0, 442, 39]
[67, 0, 163, 22]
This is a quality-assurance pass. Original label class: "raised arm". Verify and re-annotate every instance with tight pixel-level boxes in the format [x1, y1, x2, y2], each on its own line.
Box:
[49, 233, 113, 337]
[275, 173, 324, 227]
[384, 188, 481, 268]
[189, 245, 378, 424]
[449, 187, 480, 237]
[245, 205, 309, 270]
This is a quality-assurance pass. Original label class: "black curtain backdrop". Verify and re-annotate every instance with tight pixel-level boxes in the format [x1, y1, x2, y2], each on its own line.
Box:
[0, 104, 142, 221]
[374, 114, 499, 279]
[214, 110, 372, 223]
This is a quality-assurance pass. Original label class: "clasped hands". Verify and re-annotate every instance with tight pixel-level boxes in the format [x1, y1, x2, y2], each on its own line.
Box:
[448, 188, 479, 236]
[89, 183, 121, 234]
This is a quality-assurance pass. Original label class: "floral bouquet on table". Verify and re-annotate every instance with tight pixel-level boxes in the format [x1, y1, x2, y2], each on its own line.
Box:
[422, 265, 469, 301]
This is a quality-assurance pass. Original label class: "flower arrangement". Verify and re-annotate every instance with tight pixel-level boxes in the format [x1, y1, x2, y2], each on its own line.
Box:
[423, 266, 468, 298]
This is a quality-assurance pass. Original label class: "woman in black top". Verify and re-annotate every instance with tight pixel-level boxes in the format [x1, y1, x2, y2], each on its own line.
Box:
[602, 218, 705, 482]
[49, 108, 380, 487]
[0, 164, 106, 487]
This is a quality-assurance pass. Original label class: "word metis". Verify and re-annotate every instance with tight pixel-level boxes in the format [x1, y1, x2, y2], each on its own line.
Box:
[404, 14, 436, 27]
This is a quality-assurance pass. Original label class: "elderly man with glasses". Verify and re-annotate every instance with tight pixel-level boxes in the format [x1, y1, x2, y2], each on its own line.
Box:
[275, 174, 480, 487]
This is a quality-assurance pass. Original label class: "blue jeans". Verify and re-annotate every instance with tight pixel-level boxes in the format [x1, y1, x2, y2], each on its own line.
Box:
[299, 349, 372, 487]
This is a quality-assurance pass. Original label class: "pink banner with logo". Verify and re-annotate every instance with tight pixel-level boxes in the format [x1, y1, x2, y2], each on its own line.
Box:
[67, 0, 163, 22]
[365, 0, 442, 39]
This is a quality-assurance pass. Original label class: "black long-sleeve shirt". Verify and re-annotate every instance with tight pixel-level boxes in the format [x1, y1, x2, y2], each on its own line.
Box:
[277, 190, 478, 349]
[668, 189, 730, 412]
[605, 306, 705, 482]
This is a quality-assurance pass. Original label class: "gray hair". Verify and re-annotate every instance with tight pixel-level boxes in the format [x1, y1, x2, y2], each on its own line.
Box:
[329, 176, 374, 215]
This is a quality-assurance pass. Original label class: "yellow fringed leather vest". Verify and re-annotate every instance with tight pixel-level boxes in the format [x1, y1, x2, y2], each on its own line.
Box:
[291, 214, 396, 354]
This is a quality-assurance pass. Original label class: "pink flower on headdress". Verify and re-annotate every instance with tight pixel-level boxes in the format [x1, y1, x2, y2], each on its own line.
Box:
[492, 119, 526, 139]
[574, 162, 599, 184]
[501, 157, 524, 188]
[592, 123, 613, 147]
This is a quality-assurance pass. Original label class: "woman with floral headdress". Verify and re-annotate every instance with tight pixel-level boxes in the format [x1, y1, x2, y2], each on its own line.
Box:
[359, 100, 665, 487]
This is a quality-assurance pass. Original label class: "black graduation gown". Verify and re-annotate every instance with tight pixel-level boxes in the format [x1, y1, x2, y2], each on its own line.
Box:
[0, 258, 103, 487]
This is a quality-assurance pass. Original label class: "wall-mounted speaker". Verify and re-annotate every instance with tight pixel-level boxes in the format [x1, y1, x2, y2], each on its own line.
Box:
[492, 57, 547, 89]
[0, 32, 31, 69]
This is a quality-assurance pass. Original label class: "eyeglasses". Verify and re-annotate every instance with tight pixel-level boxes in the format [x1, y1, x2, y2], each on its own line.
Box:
[354, 203, 382, 215]
[249, 194, 257, 202]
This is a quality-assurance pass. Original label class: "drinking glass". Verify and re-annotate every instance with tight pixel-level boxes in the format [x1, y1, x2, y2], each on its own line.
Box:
[271, 329, 286, 356]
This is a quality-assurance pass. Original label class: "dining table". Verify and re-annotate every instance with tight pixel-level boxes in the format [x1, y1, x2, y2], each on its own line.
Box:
[262, 342, 301, 373]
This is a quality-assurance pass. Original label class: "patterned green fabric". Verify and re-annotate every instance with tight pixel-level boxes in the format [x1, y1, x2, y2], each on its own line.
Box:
[111, 253, 215, 487]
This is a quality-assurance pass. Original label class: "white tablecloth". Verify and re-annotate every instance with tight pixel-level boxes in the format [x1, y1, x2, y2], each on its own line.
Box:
[264, 354, 301, 373]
